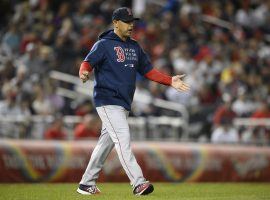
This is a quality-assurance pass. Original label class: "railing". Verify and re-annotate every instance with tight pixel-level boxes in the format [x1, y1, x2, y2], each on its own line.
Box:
[0, 115, 81, 140]
[233, 118, 270, 127]
[1, 114, 270, 143]
[0, 115, 185, 141]
[233, 118, 270, 146]
[50, 70, 189, 139]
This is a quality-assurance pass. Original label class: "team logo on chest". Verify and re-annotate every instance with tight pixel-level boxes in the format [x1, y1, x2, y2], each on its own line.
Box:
[114, 46, 125, 62]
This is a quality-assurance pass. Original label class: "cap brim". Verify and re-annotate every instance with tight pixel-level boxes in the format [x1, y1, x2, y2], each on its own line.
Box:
[122, 17, 140, 23]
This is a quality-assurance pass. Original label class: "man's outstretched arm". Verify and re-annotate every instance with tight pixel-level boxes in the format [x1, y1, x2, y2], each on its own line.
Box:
[144, 68, 190, 92]
[79, 61, 93, 83]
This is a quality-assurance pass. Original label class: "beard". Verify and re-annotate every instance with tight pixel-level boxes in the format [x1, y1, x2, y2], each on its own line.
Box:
[125, 30, 132, 37]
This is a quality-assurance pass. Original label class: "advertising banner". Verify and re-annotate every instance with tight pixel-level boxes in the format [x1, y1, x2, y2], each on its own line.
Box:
[0, 140, 270, 182]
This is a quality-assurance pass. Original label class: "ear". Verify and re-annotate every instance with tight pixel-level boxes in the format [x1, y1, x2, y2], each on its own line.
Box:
[113, 20, 118, 28]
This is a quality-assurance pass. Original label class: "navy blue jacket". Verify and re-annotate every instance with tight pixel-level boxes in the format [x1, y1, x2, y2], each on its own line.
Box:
[84, 30, 153, 111]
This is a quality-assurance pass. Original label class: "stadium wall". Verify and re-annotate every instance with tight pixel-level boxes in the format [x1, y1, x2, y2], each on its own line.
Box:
[0, 140, 270, 183]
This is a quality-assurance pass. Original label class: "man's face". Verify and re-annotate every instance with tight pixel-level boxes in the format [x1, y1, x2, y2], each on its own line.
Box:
[114, 20, 134, 38]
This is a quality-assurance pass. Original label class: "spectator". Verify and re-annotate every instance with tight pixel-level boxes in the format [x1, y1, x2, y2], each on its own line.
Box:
[2, 23, 21, 54]
[46, 79, 65, 113]
[74, 114, 101, 139]
[17, 42, 44, 77]
[75, 99, 94, 116]
[0, 0, 270, 142]
[32, 84, 53, 115]
[132, 81, 153, 116]
[213, 94, 236, 126]
[44, 116, 66, 140]
[251, 101, 270, 118]
[231, 88, 254, 117]
[0, 83, 29, 138]
[211, 119, 239, 144]
[244, 101, 270, 146]
[0, 83, 21, 115]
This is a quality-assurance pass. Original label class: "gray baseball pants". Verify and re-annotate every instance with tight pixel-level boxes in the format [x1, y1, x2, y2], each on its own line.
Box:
[79, 105, 146, 188]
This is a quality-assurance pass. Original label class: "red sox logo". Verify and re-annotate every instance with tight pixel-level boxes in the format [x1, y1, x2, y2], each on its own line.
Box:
[114, 46, 125, 62]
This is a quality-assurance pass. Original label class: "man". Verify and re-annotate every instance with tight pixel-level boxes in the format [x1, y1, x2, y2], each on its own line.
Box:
[77, 7, 189, 196]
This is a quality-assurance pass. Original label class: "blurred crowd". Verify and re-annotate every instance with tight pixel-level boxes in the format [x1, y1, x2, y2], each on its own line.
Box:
[0, 0, 270, 145]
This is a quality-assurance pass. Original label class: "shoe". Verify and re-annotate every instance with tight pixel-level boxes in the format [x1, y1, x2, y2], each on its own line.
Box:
[77, 184, 101, 195]
[133, 182, 154, 195]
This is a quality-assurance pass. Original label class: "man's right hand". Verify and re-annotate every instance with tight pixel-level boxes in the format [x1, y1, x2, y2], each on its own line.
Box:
[79, 61, 93, 83]
[80, 71, 89, 83]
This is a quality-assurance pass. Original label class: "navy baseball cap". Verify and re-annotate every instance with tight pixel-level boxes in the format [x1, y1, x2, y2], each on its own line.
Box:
[112, 7, 140, 23]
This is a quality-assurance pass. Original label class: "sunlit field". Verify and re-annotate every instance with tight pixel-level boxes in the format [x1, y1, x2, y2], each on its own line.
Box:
[0, 183, 270, 200]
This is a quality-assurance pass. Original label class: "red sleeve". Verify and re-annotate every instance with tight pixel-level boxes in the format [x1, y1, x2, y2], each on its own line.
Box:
[144, 68, 172, 86]
[79, 61, 93, 77]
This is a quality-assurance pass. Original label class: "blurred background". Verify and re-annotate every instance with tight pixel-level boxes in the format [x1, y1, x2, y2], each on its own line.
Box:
[1, 0, 270, 183]
[1, 0, 270, 145]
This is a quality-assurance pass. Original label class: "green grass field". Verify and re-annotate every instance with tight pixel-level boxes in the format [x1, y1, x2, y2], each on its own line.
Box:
[0, 183, 269, 200]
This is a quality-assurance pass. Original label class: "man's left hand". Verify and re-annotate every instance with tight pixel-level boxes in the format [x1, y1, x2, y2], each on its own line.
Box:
[171, 75, 190, 92]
